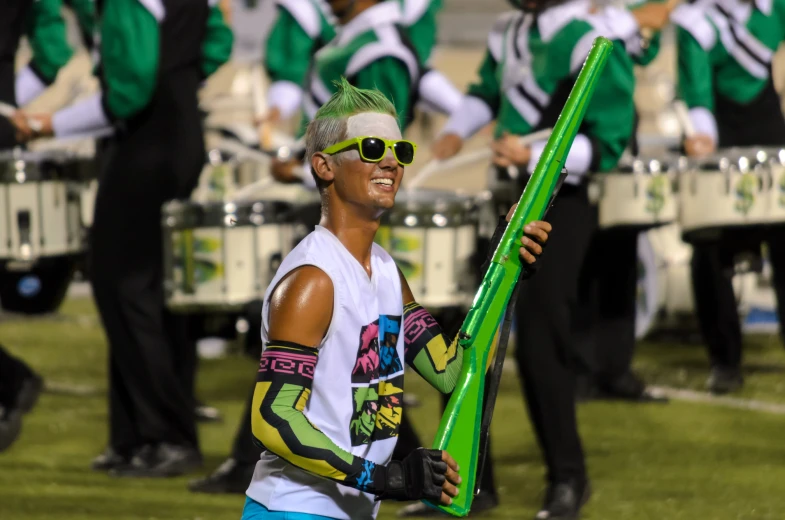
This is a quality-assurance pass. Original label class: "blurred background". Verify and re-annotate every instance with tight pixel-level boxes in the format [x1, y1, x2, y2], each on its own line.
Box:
[2, 1, 785, 519]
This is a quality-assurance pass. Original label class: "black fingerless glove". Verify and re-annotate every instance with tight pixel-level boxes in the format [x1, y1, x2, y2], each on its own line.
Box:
[375, 448, 447, 502]
[479, 217, 546, 281]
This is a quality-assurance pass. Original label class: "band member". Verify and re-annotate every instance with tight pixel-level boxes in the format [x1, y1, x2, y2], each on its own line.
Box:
[242, 78, 549, 520]
[26, 0, 232, 476]
[0, 0, 90, 452]
[431, 0, 672, 516]
[673, 0, 785, 393]
[261, 0, 459, 142]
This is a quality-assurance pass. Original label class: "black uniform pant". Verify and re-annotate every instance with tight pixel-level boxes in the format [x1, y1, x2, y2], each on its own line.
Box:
[691, 226, 785, 369]
[90, 133, 202, 454]
[0, 61, 17, 150]
[514, 182, 591, 484]
[574, 227, 639, 384]
[0, 345, 34, 409]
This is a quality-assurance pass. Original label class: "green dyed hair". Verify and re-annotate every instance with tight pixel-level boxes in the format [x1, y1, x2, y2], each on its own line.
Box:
[305, 77, 398, 190]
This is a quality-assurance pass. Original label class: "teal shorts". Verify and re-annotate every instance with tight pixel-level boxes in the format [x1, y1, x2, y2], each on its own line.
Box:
[241, 496, 337, 520]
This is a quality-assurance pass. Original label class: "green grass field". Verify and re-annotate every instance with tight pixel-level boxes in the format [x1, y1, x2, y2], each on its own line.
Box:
[1, 297, 785, 520]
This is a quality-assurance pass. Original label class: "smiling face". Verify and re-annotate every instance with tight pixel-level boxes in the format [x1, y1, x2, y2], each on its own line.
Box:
[320, 112, 405, 215]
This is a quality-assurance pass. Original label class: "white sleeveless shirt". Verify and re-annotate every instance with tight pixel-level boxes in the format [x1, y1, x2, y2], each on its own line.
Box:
[246, 225, 405, 520]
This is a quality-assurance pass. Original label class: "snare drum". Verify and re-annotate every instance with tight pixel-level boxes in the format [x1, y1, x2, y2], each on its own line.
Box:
[163, 197, 300, 311]
[0, 150, 88, 260]
[752, 147, 785, 225]
[680, 150, 769, 241]
[376, 189, 479, 309]
[593, 157, 678, 230]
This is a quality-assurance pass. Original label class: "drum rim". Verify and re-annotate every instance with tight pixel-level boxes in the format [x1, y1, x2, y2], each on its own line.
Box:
[0, 150, 96, 182]
[162, 198, 300, 228]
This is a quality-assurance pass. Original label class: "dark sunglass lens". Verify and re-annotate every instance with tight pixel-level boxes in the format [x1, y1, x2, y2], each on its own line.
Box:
[393, 142, 415, 164]
[361, 138, 386, 161]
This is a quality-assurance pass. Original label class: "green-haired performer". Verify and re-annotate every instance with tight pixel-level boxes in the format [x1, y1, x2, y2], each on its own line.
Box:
[239, 79, 550, 520]
[428, 0, 673, 517]
[262, 0, 460, 156]
[22, 0, 233, 476]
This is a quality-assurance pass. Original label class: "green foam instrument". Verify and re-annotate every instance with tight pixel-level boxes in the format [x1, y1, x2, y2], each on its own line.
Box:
[423, 36, 614, 517]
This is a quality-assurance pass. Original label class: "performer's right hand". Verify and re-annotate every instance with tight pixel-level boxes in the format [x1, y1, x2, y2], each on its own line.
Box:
[684, 134, 716, 158]
[10, 109, 33, 143]
[431, 133, 463, 161]
[377, 448, 461, 504]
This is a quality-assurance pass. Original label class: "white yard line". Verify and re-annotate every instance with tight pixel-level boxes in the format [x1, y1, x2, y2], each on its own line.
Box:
[649, 386, 785, 415]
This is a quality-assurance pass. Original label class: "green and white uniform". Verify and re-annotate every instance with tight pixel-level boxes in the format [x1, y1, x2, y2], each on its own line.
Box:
[265, 0, 460, 120]
[441, 0, 653, 184]
[13, 0, 80, 107]
[672, 0, 785, 145]
[264, 0, 337, 119]
[303, 2, 420, 131]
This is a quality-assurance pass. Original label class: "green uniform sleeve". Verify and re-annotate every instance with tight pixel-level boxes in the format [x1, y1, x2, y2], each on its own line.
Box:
[65, 0, 97, 49]
[677, 26, 714, 112]
[25, 0, 73, 84]
[403, 302, 463, 394]
[100, 0, 159, 120]
[466, 50, 502, 114]
[402, 0, 443, 64]
[202, 6, 233, 78]
[353, 58, 414, 131]
[264, 8, 317, 86]
[252, 342, 386, 494]
[582, 45, 637, 171]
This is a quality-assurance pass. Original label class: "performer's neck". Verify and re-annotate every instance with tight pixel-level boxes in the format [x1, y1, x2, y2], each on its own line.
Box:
[320, 210, 380, 277]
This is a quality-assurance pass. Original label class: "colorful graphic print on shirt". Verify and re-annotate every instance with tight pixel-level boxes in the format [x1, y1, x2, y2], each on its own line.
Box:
[349, 315, 404, 446]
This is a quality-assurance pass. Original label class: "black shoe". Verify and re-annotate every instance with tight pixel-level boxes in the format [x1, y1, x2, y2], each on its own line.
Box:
[597, 372, 669, 403]
[188, 458, 255, 494]
[535, 479, 591, 520]
[91, 447, 132, 472]
[0, 407, 22, 452]
[195, 401, 223, 423]
[396, 491, 499, 517]
[110, 443, 203, 478]
[16, 374, 43, 413]
[707, 367, 744, 394]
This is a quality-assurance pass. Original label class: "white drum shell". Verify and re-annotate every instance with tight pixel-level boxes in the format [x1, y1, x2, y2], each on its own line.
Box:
[377, 189, 479, 310]
[162, 198, 300, 311]
[595, 158, 678, 229]
[680, 153, 769, 234]
[165, 224, 295, 310]
[0, 181, 82, 260]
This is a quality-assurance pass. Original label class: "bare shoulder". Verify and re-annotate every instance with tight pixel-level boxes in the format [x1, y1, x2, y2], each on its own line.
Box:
[268, 265, 334, 347]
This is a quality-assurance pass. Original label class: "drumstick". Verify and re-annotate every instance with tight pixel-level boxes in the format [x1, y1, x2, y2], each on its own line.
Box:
[232, 176, 277, 200]
[407, 128, 553, 190]
[0, 101, 43, 133]
[211, 137, 273, 167]
[250, 65, 276, 150]
[673, 100, 696, 138]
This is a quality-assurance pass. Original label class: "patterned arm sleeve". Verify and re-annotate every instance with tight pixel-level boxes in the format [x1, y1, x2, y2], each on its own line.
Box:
[251, 341, 389, 494]
[403, 302, 463, 394]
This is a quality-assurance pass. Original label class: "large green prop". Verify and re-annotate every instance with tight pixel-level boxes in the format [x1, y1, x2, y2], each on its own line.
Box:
[424, 37, 613, 517]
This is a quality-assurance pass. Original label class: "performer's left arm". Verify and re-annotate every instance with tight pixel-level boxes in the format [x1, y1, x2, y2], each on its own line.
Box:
[201, 3, 234, 79]
[17, 0, 73, 107]
[401, 213, 551, 394]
